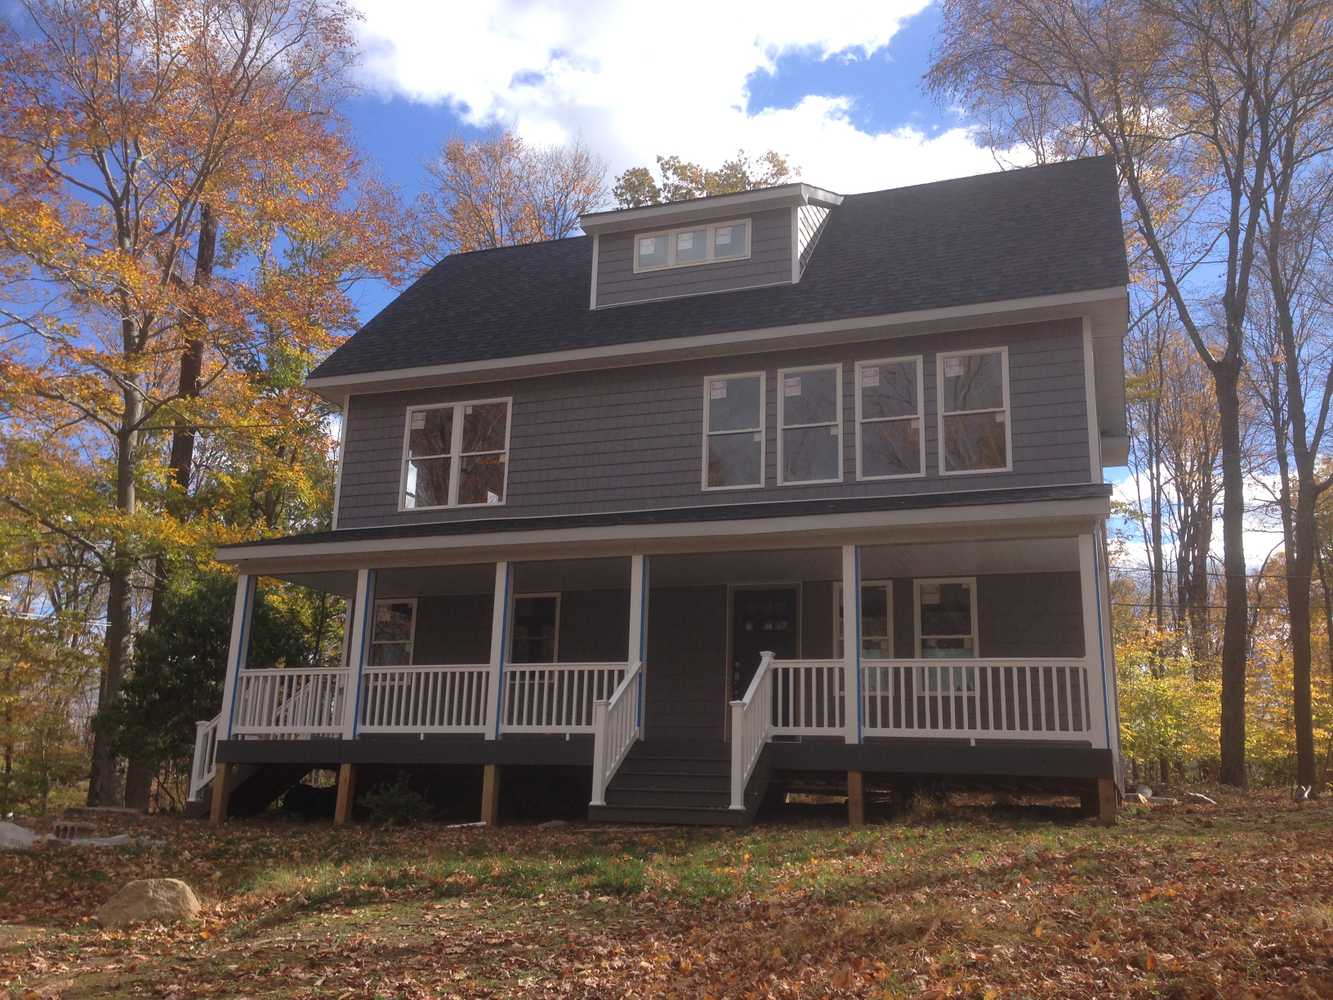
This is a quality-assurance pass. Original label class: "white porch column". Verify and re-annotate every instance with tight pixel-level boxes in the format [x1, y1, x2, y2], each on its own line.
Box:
[219, 574, 257, 739]
[342, 568, 375, 739]
[1078, 533, 1111, 749]
[485, 561, 511, 740]
[840, 544, 861, 744]
[627, 554, 649, 732]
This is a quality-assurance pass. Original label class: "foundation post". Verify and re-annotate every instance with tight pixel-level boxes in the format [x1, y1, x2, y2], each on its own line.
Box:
[847, 770, 865, 828]
[481, 764, 501, 827]
[208, 762, 232, 825]
[334, 763, 357, 826]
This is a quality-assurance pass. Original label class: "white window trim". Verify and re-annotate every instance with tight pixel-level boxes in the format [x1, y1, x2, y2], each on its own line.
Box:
[834, 579, 893, 659]
[854, 356, 926, 481]
[913, 577, 980, 658]
[777, 363, 843, 486]
[398, 397, 513, 512]
[509, 591, 561, 663]
[701, 371, 766, 492]
[936, 346, 1013, 476]
[369, 597, 417, 666]
[633, 218, 752, 273]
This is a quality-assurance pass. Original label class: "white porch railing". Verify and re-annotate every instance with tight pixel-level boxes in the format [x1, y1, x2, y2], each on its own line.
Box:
[188, 714, 221, 802]
[232, 668, 349, 737]
[501, 661, 627, 733]
[770, 659, 847, 735]
[589, 660, 644, 806]
[729, 650, 774, 809]
[359, 664, 490, 734]
[862, 659, 1093, 739]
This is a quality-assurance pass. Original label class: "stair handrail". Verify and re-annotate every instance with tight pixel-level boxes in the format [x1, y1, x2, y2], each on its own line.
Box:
[729, 650, 775, 810]
[188, 713, 222, 803]
[589, 659, 644, 807]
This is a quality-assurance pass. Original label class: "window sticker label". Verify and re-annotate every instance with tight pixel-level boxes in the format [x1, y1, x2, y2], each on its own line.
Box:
[677, 232, 694, 250]
[639, 238, 657, 256]
[861, 367, 880, 388]
[784, 376, 802, 397]
[710, 381, 727, 399]
[922, 584, 940, 604]
[943, 357, 964, 378]
[716, 227, 732, 246]
[994, 412, 1005, 423]
[411, 412, 426, 429]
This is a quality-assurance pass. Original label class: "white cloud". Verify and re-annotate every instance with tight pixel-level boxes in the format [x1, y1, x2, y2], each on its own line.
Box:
[352, 0, 1012, 194]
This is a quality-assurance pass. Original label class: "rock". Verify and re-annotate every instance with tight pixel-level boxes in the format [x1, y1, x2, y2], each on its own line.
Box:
[1148, 796, 1179, 806]
[1135, 784, 1153, 799]
[0, 821, 38, 851]
[1185, 792, 1218, 806]
[95, 879, 200, 928]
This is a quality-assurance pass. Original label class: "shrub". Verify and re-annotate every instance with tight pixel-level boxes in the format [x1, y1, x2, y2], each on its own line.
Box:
[361, 773, 432, 826]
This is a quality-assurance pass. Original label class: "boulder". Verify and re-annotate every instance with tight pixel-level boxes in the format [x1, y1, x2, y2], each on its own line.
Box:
[95, 878, 200, 929]
[0, 821, 38, 851]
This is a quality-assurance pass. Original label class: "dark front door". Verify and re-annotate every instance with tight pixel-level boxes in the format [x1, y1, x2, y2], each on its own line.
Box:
[731, 587, 799, 699]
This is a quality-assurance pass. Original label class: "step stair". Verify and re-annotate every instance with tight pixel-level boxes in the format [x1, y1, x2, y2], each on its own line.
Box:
[588, 739, 769, 826]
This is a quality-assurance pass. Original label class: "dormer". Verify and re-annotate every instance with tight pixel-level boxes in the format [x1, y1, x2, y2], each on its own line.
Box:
[580, 183, 843, 309]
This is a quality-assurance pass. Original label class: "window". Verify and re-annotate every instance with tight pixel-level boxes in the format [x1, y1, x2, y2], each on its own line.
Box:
[401, 399, 511, 509]
[834, 581, 894, 659]
[856, 357, 924, 479]
[369, 599, 416, 666]
[703, 372, 765, 490]
[510, 593, 560, 663]
[915, 579, 978, 658]
[778, 364, 842, 484]
[938, 348, 1010, 474]
[633, 219, 751, 271]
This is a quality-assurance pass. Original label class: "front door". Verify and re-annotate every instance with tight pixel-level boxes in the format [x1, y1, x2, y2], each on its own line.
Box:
[731, 587, 799, 699]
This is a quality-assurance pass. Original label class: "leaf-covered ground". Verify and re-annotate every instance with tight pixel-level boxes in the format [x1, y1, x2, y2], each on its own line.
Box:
[1, 791, 1330, 998]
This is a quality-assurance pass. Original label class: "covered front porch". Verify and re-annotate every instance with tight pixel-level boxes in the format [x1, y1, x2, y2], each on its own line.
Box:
[195, 507, 1119, 824]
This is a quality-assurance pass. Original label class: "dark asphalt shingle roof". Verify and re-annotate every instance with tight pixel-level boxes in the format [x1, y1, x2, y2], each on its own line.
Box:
[220, 483, 1113, 553]
[310, 156, 1126, 381]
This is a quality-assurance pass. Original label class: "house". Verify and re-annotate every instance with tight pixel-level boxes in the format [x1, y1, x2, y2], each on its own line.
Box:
[192, 156, 1129, 827]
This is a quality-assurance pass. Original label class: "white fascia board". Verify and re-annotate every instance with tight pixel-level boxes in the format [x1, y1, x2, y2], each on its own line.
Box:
[578, 183, 842, 233]
[305, 286, 1130, 401]
[217, 495, 1111, 571]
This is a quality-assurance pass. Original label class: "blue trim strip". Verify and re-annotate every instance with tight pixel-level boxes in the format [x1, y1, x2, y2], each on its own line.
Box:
[853, 547, 864, 743]
[492, 564, 512, 737]
[348, 570, 376, 738]
[1091, 537, 1113, 750]
[225, 576, 255, 739]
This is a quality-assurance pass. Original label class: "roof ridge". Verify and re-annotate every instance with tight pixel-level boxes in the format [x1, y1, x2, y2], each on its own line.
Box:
[838, 154, 1113, 202]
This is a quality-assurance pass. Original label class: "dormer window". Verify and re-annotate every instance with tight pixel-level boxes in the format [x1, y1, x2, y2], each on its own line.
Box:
[634, 219, 751, 272]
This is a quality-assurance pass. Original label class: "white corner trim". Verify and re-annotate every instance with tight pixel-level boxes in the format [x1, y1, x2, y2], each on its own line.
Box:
[589, 232, 600, 310]
[1082, 316, 1103, 481]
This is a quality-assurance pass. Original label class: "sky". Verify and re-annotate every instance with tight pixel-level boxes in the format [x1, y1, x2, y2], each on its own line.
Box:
[338, 0, 1013, 321]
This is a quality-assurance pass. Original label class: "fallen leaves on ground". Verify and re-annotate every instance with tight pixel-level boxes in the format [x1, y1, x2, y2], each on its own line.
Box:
[1, 790, 1331, 998]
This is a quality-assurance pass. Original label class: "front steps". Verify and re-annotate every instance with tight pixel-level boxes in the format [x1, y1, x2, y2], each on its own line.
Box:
[588, 739, 768, 826]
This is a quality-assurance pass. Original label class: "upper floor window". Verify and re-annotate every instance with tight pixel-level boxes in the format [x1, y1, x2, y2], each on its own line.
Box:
[778, 364, 842, 485]
[634, 219, 751, 272]
[370, 599, 416, 666]
[703, 372, 764, 490]
[856, 356, 924, 479]
[401, 399, 511, 510]
[938, 348, 1011, 474]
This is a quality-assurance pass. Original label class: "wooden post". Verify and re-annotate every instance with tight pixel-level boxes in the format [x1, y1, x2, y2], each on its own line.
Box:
[1095, 777, 1117, 826]
[847, 770, 865, 828]
[334, 763, 357, 825]
[208, 762, 232, 825]
[481, 764, 501, 826]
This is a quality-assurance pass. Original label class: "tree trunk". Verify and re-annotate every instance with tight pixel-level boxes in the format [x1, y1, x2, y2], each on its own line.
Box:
[1289, 492, 1317, 789]
[127, 208, 218, 811]
[1214, 360, 1249, 788]
[87, 389, 141, 806]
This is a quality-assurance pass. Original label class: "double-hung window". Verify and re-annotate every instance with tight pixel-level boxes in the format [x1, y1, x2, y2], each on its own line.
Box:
[834, 580, 894, 660]
[778, 364, 842, 485]
[401, 399, 511, 509]
[938, 348, 1011, 474]
[510, 593, 560, 663]
[635, 219, 750, 271]
[703, 373, 765, 489]
[915, 578, 978, 693]
[856, 357, 924, 479]
[369, 599, 416, 666]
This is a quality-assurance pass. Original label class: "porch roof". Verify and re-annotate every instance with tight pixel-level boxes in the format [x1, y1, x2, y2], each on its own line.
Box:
[217, 483, 1112, 573]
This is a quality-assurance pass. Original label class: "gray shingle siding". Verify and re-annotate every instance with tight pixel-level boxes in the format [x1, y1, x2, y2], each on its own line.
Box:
[594, 207, 793, 307]
[335, 317, 1092, 530]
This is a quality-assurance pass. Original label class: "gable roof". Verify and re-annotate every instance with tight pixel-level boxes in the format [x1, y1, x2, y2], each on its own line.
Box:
[309, 156, 1127, 383]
